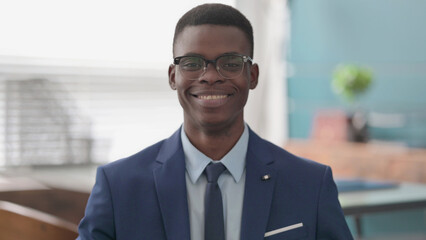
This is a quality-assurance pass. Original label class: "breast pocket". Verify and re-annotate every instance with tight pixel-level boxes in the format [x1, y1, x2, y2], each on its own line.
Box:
[264, 223, 308, 240]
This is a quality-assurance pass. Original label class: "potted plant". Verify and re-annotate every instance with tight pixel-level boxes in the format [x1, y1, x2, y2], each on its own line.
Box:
[331, 64, 373, 142]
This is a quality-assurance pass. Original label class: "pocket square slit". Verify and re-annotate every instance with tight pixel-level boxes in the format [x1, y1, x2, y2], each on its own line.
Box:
[264, 222, 303, 237]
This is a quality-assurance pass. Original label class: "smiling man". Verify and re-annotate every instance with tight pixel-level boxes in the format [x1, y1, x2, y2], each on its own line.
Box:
[169, 23, 258, 161]
[77, 3, 353, 240]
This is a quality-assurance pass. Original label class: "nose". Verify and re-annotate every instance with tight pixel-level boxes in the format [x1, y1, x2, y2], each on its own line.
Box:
[199, 62, 223, 84]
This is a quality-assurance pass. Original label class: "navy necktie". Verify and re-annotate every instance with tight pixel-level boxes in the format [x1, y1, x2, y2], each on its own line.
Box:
[204, 162, 226, 240]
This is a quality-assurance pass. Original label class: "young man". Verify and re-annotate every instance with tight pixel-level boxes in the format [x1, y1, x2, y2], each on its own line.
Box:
[78, 3, 353, 240]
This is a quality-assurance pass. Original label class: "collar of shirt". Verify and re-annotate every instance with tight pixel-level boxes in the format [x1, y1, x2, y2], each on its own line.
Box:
[181, 124, 249, 184]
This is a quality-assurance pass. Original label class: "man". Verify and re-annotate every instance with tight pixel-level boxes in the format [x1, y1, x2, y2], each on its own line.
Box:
[78, 3, 353, 240]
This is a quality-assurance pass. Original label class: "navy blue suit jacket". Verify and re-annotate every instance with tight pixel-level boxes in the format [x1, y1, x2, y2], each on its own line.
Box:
[78, 128, 353, 239]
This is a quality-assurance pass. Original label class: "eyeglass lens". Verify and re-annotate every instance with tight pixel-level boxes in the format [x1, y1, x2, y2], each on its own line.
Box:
[178, 55, 245, 80]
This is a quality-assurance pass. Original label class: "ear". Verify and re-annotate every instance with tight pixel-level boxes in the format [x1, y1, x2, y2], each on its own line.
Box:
[168, 64, 177, 90]
[249, 63, 259, 89]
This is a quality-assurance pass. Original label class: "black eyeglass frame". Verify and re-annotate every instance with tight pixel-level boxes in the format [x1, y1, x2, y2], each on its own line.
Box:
[173, 53, 253, 80]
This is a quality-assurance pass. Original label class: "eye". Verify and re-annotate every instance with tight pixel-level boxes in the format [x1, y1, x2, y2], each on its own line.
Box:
[184, 62, 202, 68]
[180, 57, 204, 71]
[223, 63, 241, 68]
[219, 56, 243, 72]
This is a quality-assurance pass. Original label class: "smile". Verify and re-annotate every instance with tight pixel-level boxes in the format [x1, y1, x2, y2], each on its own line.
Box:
[197, 95, 228, 100]
[191, 93, 232, 108]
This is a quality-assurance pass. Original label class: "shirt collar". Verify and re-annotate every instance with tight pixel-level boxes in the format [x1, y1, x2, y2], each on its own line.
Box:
[181, 124, 249, 184]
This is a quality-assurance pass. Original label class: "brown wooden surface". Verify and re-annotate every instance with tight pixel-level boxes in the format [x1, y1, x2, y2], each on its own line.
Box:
[0, 188, 89, 225]
[0, 201, 78, 240]
[284, 140, 426, 183]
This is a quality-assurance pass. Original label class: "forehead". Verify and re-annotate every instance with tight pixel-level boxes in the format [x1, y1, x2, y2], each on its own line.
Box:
[174, 25, 250, 58]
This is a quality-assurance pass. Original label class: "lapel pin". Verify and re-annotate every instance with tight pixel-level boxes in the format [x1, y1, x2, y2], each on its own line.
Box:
[261, 174, 271, 181]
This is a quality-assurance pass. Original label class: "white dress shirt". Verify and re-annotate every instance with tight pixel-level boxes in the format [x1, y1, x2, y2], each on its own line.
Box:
[181, 125, 249, 240]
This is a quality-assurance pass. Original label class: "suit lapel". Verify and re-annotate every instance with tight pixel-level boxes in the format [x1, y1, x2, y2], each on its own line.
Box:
[240, 130, 277, 240]
[153, 128, 191, 240]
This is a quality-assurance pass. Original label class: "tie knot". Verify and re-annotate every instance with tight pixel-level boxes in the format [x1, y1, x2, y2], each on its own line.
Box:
[205, 162, 226, 183]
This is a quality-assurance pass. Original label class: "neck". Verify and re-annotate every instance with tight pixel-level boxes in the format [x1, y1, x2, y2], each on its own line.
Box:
[184, 120, 245, 160]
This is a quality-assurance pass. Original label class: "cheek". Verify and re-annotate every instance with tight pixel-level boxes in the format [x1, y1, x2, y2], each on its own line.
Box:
[238, 84, 251, 105]
[237, 79, 251, 96]
[176, 91, 188, 112]
[175, 84, 191, 107]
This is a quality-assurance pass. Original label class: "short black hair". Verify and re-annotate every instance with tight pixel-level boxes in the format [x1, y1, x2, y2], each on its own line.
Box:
[173, 3, 254, 57]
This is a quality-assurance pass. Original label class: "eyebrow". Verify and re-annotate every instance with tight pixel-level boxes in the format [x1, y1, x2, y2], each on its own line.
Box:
[179, 52, 242, 59]
[180, 52, 204, 58]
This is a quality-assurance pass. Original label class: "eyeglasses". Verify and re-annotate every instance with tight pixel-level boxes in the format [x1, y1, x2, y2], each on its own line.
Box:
[173, 53, 253, 80]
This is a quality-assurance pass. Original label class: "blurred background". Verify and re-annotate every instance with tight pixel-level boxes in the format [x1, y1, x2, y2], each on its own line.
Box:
[0, 0, 425, 239]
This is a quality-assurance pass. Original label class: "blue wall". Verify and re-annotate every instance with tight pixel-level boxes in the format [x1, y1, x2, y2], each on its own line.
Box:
[288, 1, 426, 237]
[288, 0, 426, 146]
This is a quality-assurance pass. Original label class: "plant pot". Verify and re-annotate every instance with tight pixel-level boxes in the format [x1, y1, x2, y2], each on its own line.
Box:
[347, 110, 369, 142]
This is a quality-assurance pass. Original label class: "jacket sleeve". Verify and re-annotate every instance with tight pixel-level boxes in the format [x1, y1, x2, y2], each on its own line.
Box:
[77, 167, 116, 240]
[316, 166, 354, 240]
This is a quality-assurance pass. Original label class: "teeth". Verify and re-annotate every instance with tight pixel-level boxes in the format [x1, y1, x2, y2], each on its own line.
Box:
[198, 95, 227, 100]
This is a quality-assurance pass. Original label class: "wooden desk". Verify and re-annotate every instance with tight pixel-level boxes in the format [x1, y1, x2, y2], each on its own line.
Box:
[0, 170, 91, 225]
[0, 200, 78, 240]
[284, 140, 426, 183]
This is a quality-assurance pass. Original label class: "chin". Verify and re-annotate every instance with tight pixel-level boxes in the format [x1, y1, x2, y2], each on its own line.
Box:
[199, 117, 240, 130]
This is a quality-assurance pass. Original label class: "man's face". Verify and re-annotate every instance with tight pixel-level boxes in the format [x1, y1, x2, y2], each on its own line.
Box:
[169, 24, 258, 131]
